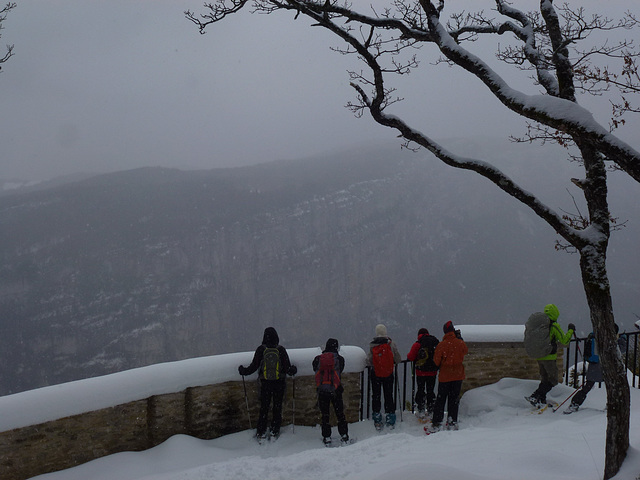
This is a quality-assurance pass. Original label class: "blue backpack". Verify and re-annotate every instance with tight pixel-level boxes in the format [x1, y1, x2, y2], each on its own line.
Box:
[585, 333, 599, 364]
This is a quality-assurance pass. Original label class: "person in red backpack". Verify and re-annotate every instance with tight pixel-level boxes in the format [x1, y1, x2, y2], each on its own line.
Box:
[427, 321, 468, 433]
[312, 338, 349, 446]
[366, 324, 402, 430]
[406, 328, 439, 418]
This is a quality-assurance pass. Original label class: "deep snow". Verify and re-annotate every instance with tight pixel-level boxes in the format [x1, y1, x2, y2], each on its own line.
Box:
[29, 377, 640, 480]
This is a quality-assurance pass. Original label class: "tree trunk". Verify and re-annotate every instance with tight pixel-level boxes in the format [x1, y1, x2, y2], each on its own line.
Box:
[580, 252, 630, 479]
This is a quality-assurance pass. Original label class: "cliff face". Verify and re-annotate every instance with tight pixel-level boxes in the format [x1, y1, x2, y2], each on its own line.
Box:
[0, 145, 625, 395]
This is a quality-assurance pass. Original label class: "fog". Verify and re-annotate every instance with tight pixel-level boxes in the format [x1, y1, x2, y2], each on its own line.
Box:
[1, 0, 637, 181]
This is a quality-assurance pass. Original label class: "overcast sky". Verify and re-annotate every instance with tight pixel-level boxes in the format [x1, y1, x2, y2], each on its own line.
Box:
[1, 0, 638, 180]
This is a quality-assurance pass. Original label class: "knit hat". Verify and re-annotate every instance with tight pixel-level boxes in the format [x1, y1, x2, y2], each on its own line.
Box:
[375, 324, 388, 337]
[325, 338, 339, 352]
[443, 321, 455, 334]
[544, 304, 560, 321]
[418, 328, 429, 337]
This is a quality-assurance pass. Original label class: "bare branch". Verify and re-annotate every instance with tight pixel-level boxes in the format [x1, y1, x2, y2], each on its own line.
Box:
[0, 2, 16, 68]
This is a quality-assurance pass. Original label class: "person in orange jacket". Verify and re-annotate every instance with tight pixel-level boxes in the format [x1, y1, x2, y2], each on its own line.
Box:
[428, 321, 468, 432]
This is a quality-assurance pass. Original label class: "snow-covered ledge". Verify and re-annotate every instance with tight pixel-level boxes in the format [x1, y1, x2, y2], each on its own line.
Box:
[0, 347, 366, 480]
[456, 324, 525, 343]
[0, 346, 366, 433]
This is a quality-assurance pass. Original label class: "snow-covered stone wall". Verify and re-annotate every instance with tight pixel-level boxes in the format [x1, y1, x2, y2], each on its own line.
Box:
[0, 329, 558, 480]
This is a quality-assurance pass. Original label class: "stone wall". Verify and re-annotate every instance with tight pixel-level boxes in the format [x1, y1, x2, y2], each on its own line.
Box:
[0, 373, 362, 480]
[0, 342, 562, 480]
[463, 342, 564, 393]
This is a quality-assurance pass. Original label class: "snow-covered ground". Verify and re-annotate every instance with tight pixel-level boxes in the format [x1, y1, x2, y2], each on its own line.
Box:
[30, 376, 640, 480]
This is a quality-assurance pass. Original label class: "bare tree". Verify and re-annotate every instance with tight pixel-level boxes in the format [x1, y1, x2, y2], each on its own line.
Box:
[0, 2, 16, 70]
[185, 1, 639, 477]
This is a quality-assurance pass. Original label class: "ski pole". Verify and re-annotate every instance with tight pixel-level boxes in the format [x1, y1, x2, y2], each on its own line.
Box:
[241, 375, 252, 429]
[553, 388, 579, 413]
[292, 376, 296, 434]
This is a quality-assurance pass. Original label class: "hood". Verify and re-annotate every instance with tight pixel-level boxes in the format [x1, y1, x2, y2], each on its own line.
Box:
[262, 327, 279, 347]
[324, 338, 339, 353]
[544, 304, 560, 321]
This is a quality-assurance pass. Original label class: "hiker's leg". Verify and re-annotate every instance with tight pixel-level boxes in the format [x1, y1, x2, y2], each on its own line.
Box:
[432, 380, 448, 425]
[415, 376, 426, 412]
[318, 392, 332, 438]
[425, 376, 437, 414]
[334, 389, 348, 437]
[270, 380, 285, 435]
[257, 380, 271, 436]
[446, 380, 463, 423]
[382, 374, 395, 413]
[573, 380, 595, 406]
[371, 375, 382, 414]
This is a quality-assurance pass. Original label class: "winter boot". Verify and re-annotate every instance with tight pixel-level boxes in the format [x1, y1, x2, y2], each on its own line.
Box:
[563, 403, 580, 415]
[525, 395, 544, 407]
[386, 412, 396, 428]
[323, 437, 332, 447]
[372, 412, 383, 431]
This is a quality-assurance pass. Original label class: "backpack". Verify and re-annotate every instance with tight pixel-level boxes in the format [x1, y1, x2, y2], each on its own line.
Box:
[261, 347, 282, 380]
[315, 352, 341, 395]
[585, 333, 599, 363]
[371, 342, 395, 377]
[523, 312, 557, 358]
[415, 335, 436, 372]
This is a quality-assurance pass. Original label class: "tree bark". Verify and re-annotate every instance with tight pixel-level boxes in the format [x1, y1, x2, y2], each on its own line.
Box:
[580, 253, 630, 479]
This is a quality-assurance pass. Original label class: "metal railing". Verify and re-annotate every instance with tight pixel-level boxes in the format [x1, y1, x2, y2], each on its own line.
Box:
[564, 330, 640, 389]
[359, 360, 414, 421]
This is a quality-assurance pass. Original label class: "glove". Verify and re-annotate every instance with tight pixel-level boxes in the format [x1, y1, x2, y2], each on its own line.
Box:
[288, 365, 298, 376]
[568, 323, 576, 332]
[455, 329, 463, 340]
[238, 365, 247, 376]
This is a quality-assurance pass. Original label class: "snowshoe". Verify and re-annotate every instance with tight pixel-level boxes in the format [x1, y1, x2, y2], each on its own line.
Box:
[424, 423, 442, 435]
[563, 403, 580, 415]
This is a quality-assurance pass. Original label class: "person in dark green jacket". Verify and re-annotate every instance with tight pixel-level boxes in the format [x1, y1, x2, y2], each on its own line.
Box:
[525, 304, 575, 407]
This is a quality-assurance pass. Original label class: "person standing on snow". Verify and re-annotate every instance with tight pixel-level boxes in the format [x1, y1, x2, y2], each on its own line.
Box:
[366, 323, 402, 430]
[238, 327, 297, 441]
[406, 328, 439, 418]
[429, 321, 468, 432]
[312, 338, 349, 446]
[525, 304, 574, 407]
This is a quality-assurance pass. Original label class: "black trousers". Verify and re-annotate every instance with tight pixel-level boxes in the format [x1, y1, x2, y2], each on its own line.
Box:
[415, 375, 437, 413]
[432, 379, 463, 425]
[318, 389, 348, 438]
[257, 379, 286, 436]
[371, 374, 395, 414]
[572, 380, 595, 406]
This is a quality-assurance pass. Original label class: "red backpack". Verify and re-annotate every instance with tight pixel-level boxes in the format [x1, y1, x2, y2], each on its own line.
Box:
[371, 342, 394, 377]
[315, 352, 341, 394]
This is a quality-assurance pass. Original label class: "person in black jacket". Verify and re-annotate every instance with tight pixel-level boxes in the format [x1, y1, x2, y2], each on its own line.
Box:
[312, 338, 349, 446]
[238, 327, 297, 440]
[406, 328, 439, 417]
